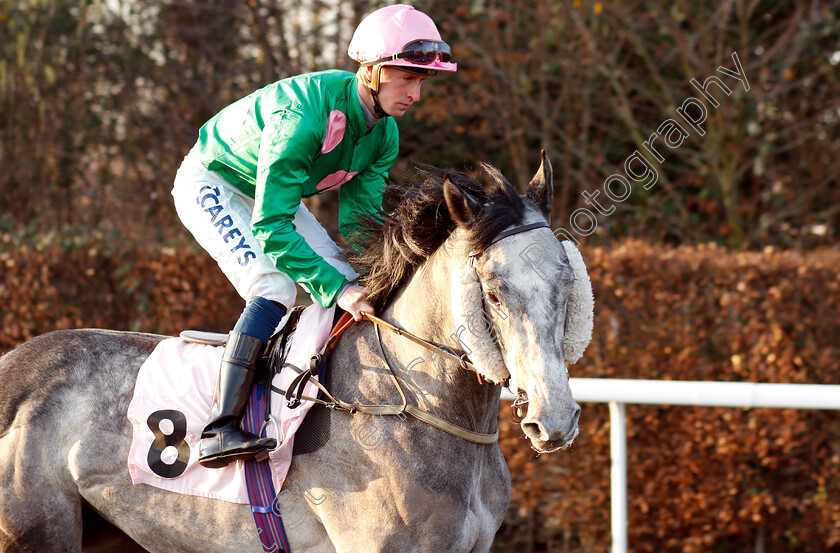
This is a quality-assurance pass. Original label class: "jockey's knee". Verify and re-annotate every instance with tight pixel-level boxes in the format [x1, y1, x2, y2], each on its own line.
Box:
[247, 272, 296, 311]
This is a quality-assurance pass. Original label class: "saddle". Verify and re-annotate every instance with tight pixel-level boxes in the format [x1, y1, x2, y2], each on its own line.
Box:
[179, 305, 348, 456]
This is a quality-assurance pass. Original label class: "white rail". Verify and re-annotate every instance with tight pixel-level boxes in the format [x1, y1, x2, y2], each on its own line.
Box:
[500, 378, 840, 553]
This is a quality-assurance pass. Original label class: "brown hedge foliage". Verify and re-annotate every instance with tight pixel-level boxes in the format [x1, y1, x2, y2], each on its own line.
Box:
[497, 241, 840, 553]
[1, 235, 839, 552]
[0, 232, 243, 352]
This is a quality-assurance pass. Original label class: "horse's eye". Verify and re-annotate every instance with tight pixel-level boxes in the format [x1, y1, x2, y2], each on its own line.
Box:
[486, 292, 501, 305]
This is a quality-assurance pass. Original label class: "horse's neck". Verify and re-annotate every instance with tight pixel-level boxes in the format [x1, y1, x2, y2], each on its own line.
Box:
[379, 247, 501, 435]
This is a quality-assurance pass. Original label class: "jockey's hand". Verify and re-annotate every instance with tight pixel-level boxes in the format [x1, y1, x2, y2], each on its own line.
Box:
[337, 284, 375, 321]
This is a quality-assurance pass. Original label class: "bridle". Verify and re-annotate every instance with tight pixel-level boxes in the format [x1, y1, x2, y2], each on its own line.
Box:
[483, 221, 550, 248]
[281, 221, 550, 445]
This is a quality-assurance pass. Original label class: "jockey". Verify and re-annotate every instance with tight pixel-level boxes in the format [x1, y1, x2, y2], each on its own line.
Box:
[171, 4, 456, 469]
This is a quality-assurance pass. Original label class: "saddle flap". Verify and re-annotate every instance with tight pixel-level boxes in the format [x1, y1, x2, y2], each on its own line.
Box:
[179, 330, 228, 346]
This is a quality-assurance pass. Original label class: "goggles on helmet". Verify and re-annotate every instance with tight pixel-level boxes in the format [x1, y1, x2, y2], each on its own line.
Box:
[360, 40, 452, 67]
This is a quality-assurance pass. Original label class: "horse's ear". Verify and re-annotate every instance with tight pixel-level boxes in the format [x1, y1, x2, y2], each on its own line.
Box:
[444, 176, 482, 227]
[527, 149, 553, 222]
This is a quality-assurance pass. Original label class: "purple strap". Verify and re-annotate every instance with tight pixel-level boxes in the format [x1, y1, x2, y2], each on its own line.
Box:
[243, 384, 291, 552]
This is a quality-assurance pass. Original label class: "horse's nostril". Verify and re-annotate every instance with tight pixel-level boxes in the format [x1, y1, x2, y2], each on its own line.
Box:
[522, 422, 543, 439]
[572, 404, 581, 426]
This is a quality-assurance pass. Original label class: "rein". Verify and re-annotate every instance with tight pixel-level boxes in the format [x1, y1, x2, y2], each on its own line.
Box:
[364, 312, 481, 378]
[281, 311, 499, 445]
[279, 221, 549, 446]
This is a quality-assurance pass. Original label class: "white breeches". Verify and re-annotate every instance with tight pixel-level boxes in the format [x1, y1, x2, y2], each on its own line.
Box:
[172, 147, 358, 317]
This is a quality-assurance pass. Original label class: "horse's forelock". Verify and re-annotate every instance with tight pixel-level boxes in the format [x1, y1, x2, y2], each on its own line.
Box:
[466, 165, 526, 255]
[348, 163, 526, 308]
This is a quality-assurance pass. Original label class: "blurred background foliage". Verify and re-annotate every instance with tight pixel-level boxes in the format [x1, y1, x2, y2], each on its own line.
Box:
[1, 0, 838, 250]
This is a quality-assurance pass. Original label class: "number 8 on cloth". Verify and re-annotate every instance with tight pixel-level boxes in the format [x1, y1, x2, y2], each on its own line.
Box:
[126, 337, 256, 504]
[146, 409, 191, 478]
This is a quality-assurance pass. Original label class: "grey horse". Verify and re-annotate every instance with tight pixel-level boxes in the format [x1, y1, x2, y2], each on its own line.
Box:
[0, 153, 593, 553]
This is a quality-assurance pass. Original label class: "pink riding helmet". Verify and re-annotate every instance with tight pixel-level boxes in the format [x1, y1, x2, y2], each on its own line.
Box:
[348, 4, 457, 73]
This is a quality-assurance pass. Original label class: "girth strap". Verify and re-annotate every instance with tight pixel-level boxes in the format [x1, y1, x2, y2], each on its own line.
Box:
[243, 383, 291, 552]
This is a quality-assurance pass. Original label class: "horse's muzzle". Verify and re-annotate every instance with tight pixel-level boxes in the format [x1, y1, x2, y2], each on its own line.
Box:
[521, 402, 580, 453]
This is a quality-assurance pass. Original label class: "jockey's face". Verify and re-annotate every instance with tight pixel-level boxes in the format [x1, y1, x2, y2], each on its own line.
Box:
[376, 67, 428, 118]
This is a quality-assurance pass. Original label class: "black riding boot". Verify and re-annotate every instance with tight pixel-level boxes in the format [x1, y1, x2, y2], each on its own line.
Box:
[198, 331, 277, 468]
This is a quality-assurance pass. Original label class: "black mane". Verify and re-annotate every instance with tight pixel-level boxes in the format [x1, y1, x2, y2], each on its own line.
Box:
[347, 163, 527, 309]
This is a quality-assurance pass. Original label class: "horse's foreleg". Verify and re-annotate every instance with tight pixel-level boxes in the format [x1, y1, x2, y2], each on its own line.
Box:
[270, 486, 336, 553]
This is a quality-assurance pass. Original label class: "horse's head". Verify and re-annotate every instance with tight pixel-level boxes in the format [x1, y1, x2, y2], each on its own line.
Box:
[350, 152, 593, 452]
[444, 152, 593, 453]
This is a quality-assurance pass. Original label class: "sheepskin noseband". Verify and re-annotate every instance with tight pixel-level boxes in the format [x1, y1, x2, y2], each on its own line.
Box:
[560, 241, 594, 364]
[450, 239, 594, 384]
[451, 263, 510, 384]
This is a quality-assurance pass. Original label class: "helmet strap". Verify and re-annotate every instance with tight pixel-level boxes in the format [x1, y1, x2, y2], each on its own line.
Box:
[366, 65, 389, 118]
[371, 92, 388, 118]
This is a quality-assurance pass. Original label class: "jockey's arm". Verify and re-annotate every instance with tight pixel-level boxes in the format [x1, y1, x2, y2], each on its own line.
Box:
[251, 112, 350, 309]
[334, 123, 398, 319]
[337, 122, 399, 248]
